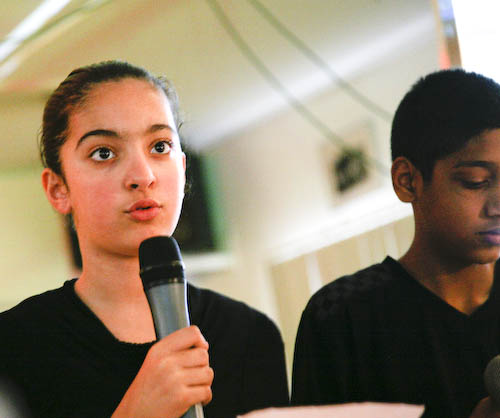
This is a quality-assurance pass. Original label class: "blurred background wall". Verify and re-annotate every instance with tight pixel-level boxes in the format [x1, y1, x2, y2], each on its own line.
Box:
[0, 0, 457, 375]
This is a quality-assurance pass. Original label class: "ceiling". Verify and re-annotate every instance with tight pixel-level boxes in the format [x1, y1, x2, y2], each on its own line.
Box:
[0, 0, 436, 172]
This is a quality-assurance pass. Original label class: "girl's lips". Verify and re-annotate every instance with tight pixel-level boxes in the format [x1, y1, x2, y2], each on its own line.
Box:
[126, 199, 161, 221]
[127, 199, 160, 212]
[128, 206, 161, 221]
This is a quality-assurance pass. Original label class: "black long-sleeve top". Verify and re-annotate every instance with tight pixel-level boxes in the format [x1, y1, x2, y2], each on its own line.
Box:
[292, 256, 500, 418]
[0, 280, 289, 417]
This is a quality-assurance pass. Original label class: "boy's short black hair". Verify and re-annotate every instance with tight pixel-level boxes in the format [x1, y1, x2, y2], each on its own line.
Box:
[391, 68, 500, 181]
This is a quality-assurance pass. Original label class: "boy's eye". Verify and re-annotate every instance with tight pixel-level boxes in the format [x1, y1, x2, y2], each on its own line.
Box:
[90, 147, 115, 161]
[462, 180, 489, 189]
[151, 140, 172, 154]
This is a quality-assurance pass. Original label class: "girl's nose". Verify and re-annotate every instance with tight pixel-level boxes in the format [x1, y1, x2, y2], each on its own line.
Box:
[124, 153, 156, 191]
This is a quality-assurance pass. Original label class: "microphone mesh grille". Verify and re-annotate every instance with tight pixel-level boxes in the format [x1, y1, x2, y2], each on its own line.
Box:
[139, 236, 182, 271]
[484, 355, 500, 405]
[139, 236, 184, 288]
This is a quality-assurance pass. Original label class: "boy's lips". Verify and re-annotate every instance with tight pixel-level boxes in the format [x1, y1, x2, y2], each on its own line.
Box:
[126, 199, 161, 221]
[478, 228, 500, 245]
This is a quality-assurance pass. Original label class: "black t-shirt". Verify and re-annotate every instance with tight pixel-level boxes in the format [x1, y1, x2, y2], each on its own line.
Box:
[291, 256, 500, 418]
[0, 280, 289, 417]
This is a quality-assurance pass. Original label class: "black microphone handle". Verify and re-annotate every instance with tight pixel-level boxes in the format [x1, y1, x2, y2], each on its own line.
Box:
[144, 281, 204, 418]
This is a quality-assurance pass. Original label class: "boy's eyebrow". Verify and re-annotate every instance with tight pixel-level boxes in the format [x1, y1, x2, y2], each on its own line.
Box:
[453, 160, 495, 169]
[76, 124, 175, 149]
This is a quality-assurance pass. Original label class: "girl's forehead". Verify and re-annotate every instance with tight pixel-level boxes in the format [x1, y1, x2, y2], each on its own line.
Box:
[82, 78, 162, 104]
[65, 78, 177, 143]
[71, 79, 171, 119]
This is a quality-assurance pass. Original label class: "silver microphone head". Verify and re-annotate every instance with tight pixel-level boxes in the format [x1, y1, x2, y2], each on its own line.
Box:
[484, 355, 500, 405]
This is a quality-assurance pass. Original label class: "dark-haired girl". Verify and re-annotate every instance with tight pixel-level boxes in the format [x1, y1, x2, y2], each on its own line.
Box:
[0, 61, 288, 418]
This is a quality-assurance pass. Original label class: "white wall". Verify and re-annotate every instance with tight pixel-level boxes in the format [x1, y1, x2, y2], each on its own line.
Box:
[0, 168, 71, 311]
[192, 33, 438, 327]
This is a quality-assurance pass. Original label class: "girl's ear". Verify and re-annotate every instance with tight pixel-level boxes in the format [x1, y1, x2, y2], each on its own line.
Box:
[180, 151, 186, 196]
[41, 168, 72, 214]
[391, 156, 422, 203]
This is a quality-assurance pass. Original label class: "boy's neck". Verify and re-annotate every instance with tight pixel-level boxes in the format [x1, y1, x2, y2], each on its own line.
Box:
[399, 246, 496, 315]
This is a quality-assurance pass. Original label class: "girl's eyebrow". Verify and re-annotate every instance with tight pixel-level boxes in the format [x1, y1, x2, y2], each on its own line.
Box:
[76, 124, 176, 149]
[76, 129, 118, 149]
[148, 123, 175, 134]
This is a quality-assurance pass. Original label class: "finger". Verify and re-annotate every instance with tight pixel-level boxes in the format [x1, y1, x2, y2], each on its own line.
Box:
[470, 397, 500, 418]
[157, 326, 208, 353]
[182, 366, 214, 387]
[172, 380, 212, 410]
[184, 384, 212, 407]
[169, 347, 209, 368]
[161, 363, 213, 388]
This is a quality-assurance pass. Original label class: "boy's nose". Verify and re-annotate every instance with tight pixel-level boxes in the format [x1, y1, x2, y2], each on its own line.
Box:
[486, 190, 500, 217]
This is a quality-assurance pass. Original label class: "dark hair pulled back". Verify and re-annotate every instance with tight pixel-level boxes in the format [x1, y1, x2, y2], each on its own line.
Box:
[39, 60, 181, 176]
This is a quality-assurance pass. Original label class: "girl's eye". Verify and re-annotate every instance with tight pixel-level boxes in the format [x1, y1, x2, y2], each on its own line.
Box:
[151, 141, 172, 155]
[90, 147, 115, 161]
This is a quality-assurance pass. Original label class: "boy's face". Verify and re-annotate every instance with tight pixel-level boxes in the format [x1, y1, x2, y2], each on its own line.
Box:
[416, 128, 500, 266]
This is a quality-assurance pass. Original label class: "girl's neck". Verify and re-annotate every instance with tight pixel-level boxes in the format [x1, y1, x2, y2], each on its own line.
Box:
[77, 254, 143, 301]
[74, 249, 156, 343]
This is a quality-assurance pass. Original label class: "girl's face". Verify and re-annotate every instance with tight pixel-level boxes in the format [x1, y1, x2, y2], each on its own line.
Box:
[42, 78, 186, 259]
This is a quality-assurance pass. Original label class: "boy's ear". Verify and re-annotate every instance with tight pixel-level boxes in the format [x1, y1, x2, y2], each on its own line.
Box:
[41, 168, 72, 214]
[391, 157, 422, 203]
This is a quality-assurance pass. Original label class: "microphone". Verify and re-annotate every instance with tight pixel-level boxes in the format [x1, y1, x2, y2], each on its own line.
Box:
[139, 235, 204, 418]
[484, 354, 500, 406]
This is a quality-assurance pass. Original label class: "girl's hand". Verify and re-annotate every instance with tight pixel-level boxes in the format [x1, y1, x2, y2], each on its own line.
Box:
[112, 325, 213, 418]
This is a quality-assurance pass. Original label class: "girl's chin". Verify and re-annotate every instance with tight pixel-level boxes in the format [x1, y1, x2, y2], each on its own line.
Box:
[132, 229, 177, 246]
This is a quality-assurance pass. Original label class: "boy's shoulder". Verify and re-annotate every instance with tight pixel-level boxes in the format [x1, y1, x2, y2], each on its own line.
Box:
[305, 256, 407, 321]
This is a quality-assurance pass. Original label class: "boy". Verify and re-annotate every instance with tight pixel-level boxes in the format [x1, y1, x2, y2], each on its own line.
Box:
[291, 69, 500, 418]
